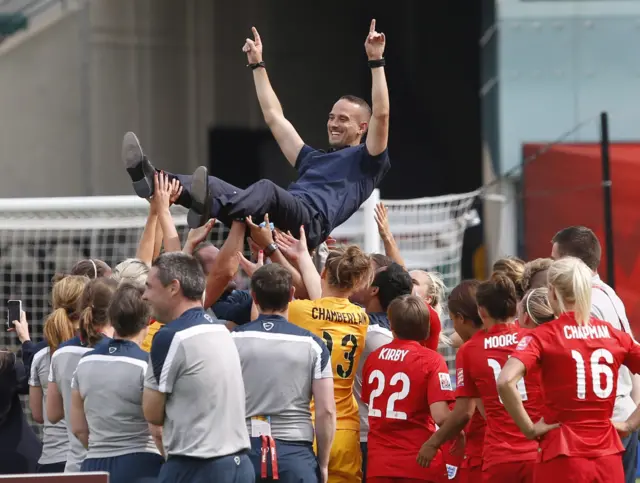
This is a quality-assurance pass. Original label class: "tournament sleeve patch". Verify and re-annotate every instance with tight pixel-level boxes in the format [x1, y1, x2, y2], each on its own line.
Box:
[439, 372, 453, 391]
[456, 368, 464, 388]
[516, 335, 532, 351]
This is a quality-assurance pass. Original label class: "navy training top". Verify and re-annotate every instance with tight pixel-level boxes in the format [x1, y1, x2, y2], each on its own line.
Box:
[288, 144, 390, 232]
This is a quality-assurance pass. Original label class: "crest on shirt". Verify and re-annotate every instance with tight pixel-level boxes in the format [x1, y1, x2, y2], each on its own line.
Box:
[446, 464, 458, 479]
[516, 335, 532, 351]
[109, 346, 117, 354]
[439, 372, 453, 391]
[456, 368, 464, 388]
[263, 322, 274, 331]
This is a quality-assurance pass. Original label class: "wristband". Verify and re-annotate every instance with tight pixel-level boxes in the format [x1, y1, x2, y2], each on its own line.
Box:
[248, 61, 265, 70]
[264, 243, 278, 257]
[368, 58, 386, 69]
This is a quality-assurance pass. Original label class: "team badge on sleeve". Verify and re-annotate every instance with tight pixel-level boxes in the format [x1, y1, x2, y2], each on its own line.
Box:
[516, 335, 532, 351]
[456, 368, 464, 387]
[439, 372, 453, 391]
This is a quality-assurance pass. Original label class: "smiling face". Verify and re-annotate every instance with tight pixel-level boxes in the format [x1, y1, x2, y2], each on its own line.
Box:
[327, 98, 369, 148]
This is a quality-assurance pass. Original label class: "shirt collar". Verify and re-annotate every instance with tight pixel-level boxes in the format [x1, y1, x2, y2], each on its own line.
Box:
[256, 313, 288, 323]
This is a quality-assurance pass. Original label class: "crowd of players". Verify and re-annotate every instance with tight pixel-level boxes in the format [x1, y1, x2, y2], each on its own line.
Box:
[1, 18, 639, 483]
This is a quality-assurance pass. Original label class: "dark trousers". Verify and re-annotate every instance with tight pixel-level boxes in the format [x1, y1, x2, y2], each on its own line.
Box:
[361, 441, 368, 482]
[81, 452, 164, 483]
[621, 430, 638, 483]
[159, 451, 254, 483]
[170, 173, 326, 250]
[248, 437, 318, 483]
[37, 461, 66, 473]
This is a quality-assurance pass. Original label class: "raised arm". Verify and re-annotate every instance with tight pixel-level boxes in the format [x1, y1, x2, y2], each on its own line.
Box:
[364, 20, 390, 157]
[243, 27, 304, 167]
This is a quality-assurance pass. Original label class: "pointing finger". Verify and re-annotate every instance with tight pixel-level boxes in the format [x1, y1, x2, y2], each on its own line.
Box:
[370, 19, 376, 33]
[252, 26, 261, 42]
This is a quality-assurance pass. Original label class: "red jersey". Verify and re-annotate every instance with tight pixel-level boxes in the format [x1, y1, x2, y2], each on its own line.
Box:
[512, 312, 640, 461]
[455, 323, 544, 470]
[422, 305, 442, 351]
[362, 339, 454, 481]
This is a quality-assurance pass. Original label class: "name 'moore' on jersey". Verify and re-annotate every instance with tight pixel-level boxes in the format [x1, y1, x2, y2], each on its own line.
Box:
[512, 312, 640, 461]
[144, 307, 250, 459]
[71, 339, 160, 459]
[289, 297, 369, 431]
[455, 323, 544, 470]
[48, 335, 110, 472]
[231, 314, 332, 443]
[29, 345, 69, 465]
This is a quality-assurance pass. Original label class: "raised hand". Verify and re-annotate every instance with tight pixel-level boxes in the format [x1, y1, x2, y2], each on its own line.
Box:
[365, 19, 386, 60]
[151, 172, 172, 212]
[242, 26, 263, 64]
[237, 250, 264, 278]
[185, 219, 216, 251]
[246, 214, 274, 249]
[169, 178, 183, 206]
[274, 226, 308, 264]
[374, 202, 392, 241]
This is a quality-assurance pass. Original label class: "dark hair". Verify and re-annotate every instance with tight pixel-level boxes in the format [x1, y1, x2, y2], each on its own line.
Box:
[251, 264, 292, 312]
[79, 278, 117, 346]
[476, 272, 518, 321]
[70, 259, 111, 279]
[388, 295, 430, 341]
[108, 283, 150, 338]
[371, 253, 394, 270]
[339, 95, 372, 118]
[324, 245, 372, 291]
[448, 280, 483, 328]
[371, 263, 414, 311]
[552, 226, 601, 271]
[152, 252, 205, 301]
[492, 256, 525, 299]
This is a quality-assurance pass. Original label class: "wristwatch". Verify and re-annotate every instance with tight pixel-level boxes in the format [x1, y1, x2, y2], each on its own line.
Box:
[264, 243, 278, 257]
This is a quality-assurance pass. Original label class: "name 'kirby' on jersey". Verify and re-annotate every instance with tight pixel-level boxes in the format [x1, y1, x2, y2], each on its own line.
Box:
[456, 323, 544, 470]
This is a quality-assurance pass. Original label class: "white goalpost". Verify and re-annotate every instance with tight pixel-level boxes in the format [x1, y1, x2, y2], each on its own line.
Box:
[0, 188, 479, 427]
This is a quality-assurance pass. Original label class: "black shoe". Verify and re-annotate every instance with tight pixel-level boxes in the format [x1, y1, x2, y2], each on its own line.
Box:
[187, 166, 211, 229]
[122, 132, 156, 199]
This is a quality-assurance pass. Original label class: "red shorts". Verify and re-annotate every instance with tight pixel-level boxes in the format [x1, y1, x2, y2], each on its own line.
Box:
[482, 460, 535, 483]
[534, 454, 624, 483]
[457, 464, 482, 483]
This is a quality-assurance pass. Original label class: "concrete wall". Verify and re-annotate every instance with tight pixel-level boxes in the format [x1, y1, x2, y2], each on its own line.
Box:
[0, 0, 215, 197]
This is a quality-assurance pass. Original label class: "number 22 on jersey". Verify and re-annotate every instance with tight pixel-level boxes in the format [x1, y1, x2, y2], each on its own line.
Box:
[367, 370, 411, 420]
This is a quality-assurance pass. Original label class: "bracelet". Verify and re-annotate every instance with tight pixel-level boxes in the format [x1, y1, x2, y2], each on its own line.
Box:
[248, 61, 265, 70]
[368, 58, 386, 69]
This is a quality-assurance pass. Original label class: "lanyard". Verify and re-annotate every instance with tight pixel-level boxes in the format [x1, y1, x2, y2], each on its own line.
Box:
[260, 434, 278, 480]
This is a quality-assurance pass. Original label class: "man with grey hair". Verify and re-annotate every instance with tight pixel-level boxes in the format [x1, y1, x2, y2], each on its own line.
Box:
[142, 252, 253, 483]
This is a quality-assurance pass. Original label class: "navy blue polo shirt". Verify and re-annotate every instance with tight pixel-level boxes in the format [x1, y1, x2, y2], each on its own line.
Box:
[212, 289, 252, 325]
[288, 144, 390, 231]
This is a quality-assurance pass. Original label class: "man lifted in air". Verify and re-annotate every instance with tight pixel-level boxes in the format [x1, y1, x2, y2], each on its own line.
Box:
[122, 20, 390, 251]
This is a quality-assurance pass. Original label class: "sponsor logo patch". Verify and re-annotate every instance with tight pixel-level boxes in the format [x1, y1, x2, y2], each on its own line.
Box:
[439, 372, 453, 391]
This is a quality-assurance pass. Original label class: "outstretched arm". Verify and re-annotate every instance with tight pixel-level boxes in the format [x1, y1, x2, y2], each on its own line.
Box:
[243, 27, 304, 167]
[364, 19, 390, 157]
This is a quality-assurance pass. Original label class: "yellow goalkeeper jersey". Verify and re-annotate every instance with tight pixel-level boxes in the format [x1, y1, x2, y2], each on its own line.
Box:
[289, 297, 369, 431]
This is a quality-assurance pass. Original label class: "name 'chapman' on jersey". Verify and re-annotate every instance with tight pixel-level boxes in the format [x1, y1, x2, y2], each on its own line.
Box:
[564, 324, 611, 340]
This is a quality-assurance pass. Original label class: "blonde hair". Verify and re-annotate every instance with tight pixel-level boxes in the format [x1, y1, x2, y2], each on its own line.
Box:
[492, 256, 525, 299]
[44, 275, 89, 353]
[522, 287, 555, 325]
[522, 258, 553, 292]
[547, 257, 592, 325]
[324, 246, 372, 292]
[111, 258, 149, 289]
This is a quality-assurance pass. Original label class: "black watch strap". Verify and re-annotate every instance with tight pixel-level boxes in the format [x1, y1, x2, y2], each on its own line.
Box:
[248, 61, 265, 70]
[368, 58, 386, 69]
[264, 243, 278, 257]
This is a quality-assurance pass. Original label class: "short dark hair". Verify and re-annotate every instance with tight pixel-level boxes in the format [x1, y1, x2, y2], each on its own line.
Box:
[108, 283, 150, 338]
[339, 95, 372, 118]
[251, 264, 292, 312]
[448, 280, 482, 328]
[371, 263, 413, 311]
[388, 295, 430, 341]
[476, 272, 518, 320]
[552, 226, 601, 271]
[152, 252, 205, 301]
[371, 253, 394, 270]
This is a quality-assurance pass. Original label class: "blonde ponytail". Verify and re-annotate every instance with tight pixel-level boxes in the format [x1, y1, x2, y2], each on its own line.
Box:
[548, 257, 593, 326]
